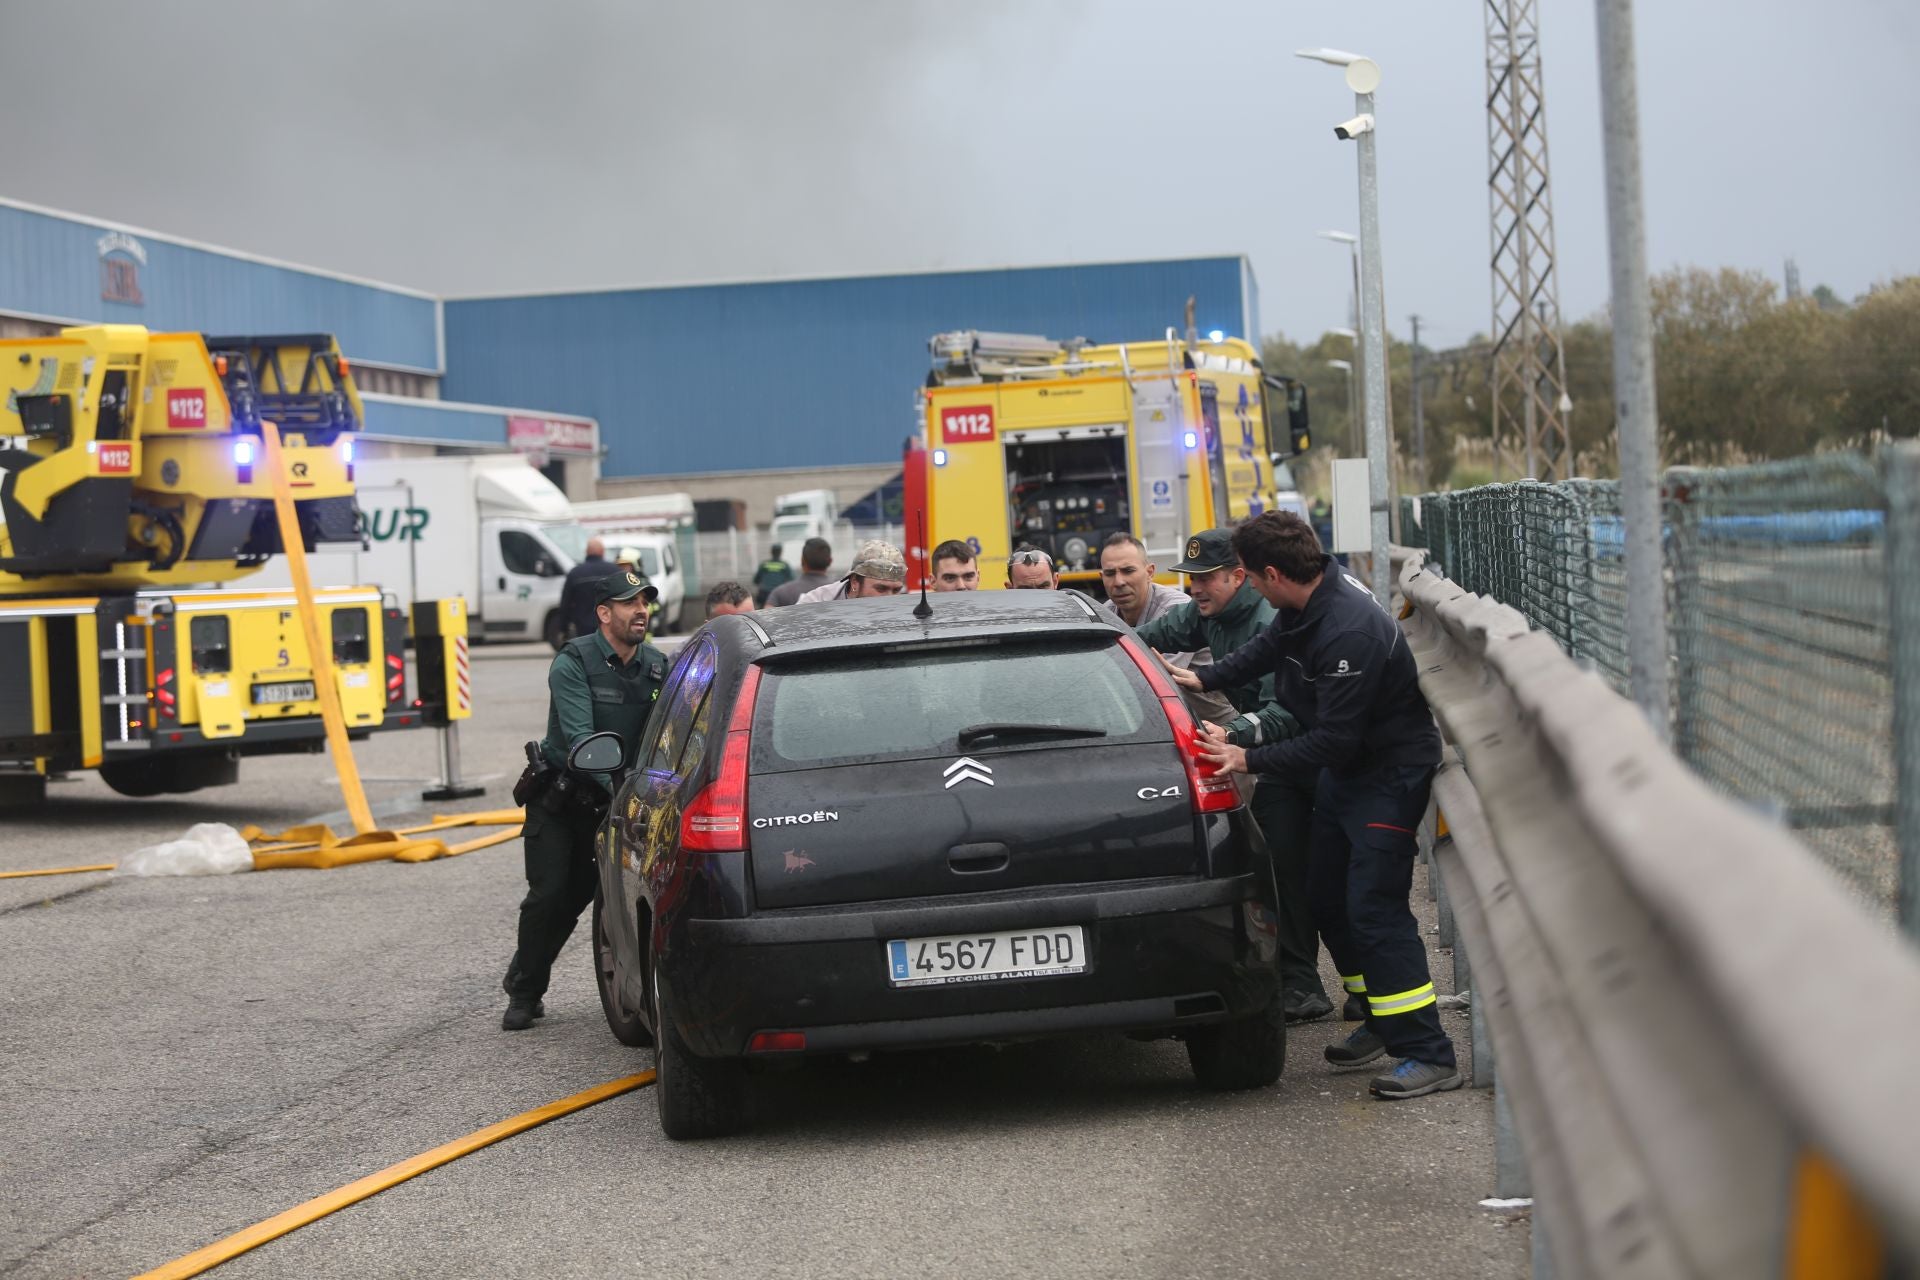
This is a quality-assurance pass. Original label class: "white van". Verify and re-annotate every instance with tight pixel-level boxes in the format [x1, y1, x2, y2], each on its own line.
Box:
[603, 530, 687, 632]
[249, 453, 584, 646]
[573, 494, 696, 631]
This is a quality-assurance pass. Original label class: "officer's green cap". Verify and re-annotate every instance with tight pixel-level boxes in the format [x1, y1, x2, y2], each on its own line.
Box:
[1171, 528, 1239, 573]
[596, 569, 659, 605]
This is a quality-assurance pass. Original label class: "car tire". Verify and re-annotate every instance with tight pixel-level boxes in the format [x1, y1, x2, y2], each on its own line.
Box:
[1186, 1000, 1286, 1091]
[653, 964, 748, 1140]
[592, 894, 653, 1048]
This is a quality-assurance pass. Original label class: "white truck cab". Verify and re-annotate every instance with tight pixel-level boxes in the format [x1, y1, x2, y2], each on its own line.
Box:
[251, 453, 584, 646]
[769, 488, 855, 569]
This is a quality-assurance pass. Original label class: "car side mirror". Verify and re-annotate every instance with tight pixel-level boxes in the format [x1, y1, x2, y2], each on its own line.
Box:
[568, 730, 625, 773]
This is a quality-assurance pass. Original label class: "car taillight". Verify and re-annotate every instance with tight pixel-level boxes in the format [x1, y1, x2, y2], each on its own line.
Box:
[680, 664, 762, 852]
[746, 1030, 806, 1053]
[1118, 637, 1242, 813]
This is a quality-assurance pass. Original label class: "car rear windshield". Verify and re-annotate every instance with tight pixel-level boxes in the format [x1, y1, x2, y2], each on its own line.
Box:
[751, 636, 1161, 772]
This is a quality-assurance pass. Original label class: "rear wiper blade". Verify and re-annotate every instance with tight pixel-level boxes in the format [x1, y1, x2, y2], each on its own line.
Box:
[957, 722, 1109, 746]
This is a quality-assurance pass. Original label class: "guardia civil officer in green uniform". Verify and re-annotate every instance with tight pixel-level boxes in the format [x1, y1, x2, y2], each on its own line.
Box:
[501, 569, 669, 1031]
[1134, 528, 1334, 1024]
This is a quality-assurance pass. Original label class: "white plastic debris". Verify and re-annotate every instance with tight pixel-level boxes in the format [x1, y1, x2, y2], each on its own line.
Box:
[118, 823, 254, 877]
[1479, 1197, 1534, 1211]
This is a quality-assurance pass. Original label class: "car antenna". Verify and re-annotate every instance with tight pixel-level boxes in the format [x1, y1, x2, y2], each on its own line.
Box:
[912, 508, 933, 620]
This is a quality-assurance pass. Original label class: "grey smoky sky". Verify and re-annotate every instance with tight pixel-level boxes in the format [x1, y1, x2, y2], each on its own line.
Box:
[1, 0, 1915, 351]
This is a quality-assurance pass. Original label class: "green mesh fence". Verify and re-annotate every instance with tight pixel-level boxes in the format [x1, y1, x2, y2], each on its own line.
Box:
[1667, 455, 1893, 908]
[1408, 451, 1905, 914]
[1402, 480, 1632, 695]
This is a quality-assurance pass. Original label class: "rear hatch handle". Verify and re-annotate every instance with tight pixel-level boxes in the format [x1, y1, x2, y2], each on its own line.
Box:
[948, 841, 1011, 875]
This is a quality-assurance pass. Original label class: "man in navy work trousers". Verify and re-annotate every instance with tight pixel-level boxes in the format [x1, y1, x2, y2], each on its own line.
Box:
[501, 569, 668, 1031]
[1167, 511, 1458, 1098]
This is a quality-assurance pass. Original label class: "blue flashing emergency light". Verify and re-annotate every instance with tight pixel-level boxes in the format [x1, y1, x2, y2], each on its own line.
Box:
[1208, 329, 1225, 343]
[233, 438, 255, 467]
[932, 448, 949, 467]
[341, 438, 355, 464]
[1183, 430, 1199, 449]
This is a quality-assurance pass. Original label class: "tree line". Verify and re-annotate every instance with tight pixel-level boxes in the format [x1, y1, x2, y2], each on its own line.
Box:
[1261, 268, 1920, 491]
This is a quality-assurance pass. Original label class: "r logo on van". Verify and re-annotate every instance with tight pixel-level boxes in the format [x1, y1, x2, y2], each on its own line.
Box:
[363, 507, 431, 541]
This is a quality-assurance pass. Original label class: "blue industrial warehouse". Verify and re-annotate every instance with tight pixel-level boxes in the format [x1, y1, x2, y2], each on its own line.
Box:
[0, 197, 1260, 481]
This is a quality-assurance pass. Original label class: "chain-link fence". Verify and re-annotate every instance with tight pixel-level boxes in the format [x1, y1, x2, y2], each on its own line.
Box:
[1404, 447, 1915, 920]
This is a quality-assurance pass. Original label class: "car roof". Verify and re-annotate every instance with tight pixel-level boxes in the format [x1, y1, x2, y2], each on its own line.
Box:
[710, 589, 1121, 660]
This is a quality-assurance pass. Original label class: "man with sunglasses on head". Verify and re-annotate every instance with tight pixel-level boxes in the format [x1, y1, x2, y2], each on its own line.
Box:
[1006, 544, 1060, 590]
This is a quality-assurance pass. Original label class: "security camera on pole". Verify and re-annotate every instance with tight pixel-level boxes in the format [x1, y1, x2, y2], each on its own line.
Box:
[1298, 48, 1392, 605]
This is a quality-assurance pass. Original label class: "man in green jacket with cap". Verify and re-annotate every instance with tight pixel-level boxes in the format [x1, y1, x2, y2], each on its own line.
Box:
[1135, 528, 1335, 1024]
[501, 568, 670, 1031]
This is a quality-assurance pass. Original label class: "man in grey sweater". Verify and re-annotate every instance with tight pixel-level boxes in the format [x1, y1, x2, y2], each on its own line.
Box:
[1096, 533, 1234, 725]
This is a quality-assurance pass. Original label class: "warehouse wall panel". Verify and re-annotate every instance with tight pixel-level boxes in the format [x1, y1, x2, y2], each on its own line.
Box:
[442, 257, 1252, 476]
[0, 200, 442, 373]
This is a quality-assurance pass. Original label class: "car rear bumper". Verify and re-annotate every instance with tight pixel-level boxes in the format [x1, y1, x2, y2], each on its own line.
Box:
[670, 873, 1278, 1058]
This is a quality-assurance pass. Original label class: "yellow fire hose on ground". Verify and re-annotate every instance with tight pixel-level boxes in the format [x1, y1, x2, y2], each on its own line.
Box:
[133, 1071, 656, 1280]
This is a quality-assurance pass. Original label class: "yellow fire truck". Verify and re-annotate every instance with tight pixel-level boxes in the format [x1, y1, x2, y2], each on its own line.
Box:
[0, 324, 454, 804]
[913, 330, 1311, 591]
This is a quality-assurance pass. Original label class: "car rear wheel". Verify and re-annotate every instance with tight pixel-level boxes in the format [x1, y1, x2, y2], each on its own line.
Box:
[652, 964, 748, 1140]
[592, 894, 653, 1048]
[1186, 1001, 1286, 1091]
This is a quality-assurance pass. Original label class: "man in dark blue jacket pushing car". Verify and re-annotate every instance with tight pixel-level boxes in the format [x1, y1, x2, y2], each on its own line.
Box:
[1165, 511, 1459, 1099]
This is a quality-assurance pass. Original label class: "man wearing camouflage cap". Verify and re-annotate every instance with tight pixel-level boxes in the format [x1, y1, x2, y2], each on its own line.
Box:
[795, 539, 909, 601]
[500, 569, 669, 1032]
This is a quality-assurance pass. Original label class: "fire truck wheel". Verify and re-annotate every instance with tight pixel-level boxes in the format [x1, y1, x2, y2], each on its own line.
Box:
[100, 752, 241, 797]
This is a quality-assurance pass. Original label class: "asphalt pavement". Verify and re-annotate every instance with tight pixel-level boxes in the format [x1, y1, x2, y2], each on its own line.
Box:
[0, 634, 1527, 1279]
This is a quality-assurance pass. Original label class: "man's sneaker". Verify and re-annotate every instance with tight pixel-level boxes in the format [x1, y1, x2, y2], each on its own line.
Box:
[1342, 992, 1366, 1021]
[1324, 1025, 1386, 1069]
[1283, 990, 1335, 1024]
[1369, 1058, 1463, 1099]
[501, 998, 545, 1031]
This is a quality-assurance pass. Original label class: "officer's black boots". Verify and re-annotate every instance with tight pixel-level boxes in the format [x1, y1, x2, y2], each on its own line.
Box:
[1283, 989, 1335, 1024]
[501, 998, 546, 1031]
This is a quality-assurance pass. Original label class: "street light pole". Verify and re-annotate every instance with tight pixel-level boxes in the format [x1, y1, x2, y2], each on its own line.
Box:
[1330, 328, 1360, 454]
[1409, 314, 1425, 485]
[1319, 231, 1365, 454]
[1594, 0, 1670, 739]
[1301, 48, 1392, 604]
[1328, 358, 1355, 448]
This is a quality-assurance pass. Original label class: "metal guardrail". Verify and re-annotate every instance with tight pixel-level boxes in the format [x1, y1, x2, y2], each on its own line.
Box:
[1393, 546, 1920, 1277]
